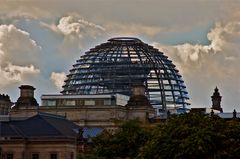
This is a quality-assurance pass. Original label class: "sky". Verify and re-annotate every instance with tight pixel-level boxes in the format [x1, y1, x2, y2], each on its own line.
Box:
[0, 0, 239, 112]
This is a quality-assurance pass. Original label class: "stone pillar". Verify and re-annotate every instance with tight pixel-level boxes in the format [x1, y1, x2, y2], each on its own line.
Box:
[126, 82, 155, 122]
[127, 82, 150, 107]
[132, 83, 145, 96]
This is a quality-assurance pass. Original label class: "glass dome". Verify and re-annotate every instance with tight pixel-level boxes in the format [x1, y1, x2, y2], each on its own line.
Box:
[62, 37, 189, 111]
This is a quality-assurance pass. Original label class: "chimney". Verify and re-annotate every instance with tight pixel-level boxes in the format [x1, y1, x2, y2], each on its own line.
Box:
[19, 85, 35, 98]
[14, 85, 39, 108]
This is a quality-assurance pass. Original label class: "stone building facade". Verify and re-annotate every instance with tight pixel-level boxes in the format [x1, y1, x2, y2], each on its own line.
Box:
[1, 139, 76, 159]
[10, 84, 156, 129]
[0, 113, 81, 159]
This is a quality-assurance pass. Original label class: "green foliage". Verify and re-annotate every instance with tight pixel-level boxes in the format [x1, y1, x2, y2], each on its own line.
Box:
[92, 119, 150, 159]
[77, 153, 105, 159]
[138, 114, 216, 159]
[88, 113, 240, 159]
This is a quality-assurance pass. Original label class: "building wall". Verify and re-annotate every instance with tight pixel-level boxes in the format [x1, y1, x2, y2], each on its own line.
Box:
[0, 141, 25, 159]
[0, 140, 76, 159]
[10, 104, 155, 128]
[127, 107, 154, 122]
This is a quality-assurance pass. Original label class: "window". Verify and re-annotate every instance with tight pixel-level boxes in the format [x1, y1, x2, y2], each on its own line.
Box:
[50, 153, 57, 159]
[6, 153, 13, 159]
[104, 99, 111, 106]
[32, 153, 39, 159]
[65, 100, 76, 106]
[43, 100, 56, 106]
[84, 100, 95, 106]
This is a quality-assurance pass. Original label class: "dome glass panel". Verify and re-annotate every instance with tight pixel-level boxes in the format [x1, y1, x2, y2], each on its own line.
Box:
[62, 37, 190, 111]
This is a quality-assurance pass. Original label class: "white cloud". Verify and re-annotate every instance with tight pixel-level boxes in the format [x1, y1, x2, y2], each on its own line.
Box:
[41, 14, 108, 56]
[0, 24, 41, 87]
[50, 72, 66, 90]
[0, 63, 40, 86]
[154, 20, 240, 65]
[57, 15, 105, 37]
[0, 24, 41, 65]
[42, 15, 106, 41]
[153, 19, 240, 110]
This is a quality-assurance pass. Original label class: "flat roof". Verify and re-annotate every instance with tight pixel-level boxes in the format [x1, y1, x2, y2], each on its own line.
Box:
[41, 94, 114, 100]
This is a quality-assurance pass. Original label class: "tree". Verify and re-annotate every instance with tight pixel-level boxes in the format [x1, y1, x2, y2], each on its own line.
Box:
[92, 119, 151, 159]
[218, 119, 240, 158]
[77, 153, 105, 159]
[87, 113, 240, 159]
[137, 113, 240, 159]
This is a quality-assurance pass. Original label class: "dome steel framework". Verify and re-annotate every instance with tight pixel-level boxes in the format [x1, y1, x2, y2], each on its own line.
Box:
[62, 37, 189, 111]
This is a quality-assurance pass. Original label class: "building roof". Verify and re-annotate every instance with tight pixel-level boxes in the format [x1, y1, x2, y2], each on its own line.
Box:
[0, 113, 103, 140]
[82, 127, 103, 138]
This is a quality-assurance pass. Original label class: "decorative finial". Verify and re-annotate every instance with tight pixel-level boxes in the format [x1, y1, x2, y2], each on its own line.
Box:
[211, 109, 214, 116]
[233, 109, 237, 119]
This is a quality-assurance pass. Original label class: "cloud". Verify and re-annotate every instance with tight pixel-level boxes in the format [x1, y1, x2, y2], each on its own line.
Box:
[154, 20, 240, 66]
[57, 15, 105, 37]
[41, 14, 108, 58]
[0, 24, 41, 65]
[0, 24, 41, 87]
[42, 15, 107, 47]
[153, 19, 240, 110]
[50, 72, 66, 90]
[0, 63, 40, 86]
[0, 0, 239, 111]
